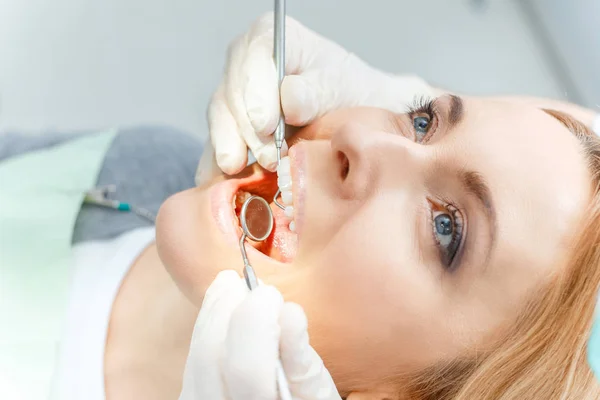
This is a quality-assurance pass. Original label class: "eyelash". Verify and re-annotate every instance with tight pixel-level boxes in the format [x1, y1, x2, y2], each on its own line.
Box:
[428, 199, 465, 270]
[406, 96, 438, 143]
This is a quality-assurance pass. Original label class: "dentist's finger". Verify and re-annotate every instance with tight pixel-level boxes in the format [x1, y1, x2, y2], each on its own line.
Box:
[243, 35, 281, 137]
[280, 74, 325, 126]
[223, 32, 280, 171]
[223, 285, 284, 400]
[281, 67, 352, 127]
[241, 12, 313, 136]
[250, 137, 288, 173]
[235, 13, 321, 138]
[180, 270, 247, 399]
[208, 85, 248, 175]
[194, 139, 222, 187]
[279, 302, 341, 400]
[224, 63, 279, 172]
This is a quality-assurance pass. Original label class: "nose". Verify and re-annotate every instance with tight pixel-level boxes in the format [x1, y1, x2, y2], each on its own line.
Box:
[331, 123, 424, 200]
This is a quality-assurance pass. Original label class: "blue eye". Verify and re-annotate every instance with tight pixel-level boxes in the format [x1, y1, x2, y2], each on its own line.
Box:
[413, 115, 431, 141]
[432, 205, 463, 268]
[435, 214, 453, 236]
[406, 97, 436, 143]
[414, 116, 431, 132]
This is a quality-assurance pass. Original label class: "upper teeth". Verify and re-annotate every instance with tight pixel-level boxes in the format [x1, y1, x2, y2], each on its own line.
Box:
[284, 206, 294, 218]
[277, 156, 296, 232]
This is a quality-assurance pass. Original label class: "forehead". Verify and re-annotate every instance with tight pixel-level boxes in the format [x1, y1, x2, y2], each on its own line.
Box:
[452, 98, 591, 289]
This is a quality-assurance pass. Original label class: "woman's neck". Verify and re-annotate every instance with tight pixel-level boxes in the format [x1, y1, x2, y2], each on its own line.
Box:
[104, 243, 199, 400]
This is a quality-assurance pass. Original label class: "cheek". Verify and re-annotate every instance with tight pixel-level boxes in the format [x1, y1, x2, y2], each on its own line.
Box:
[290, 210, 451, 381]
[302, 201, 424, 309]
[314, 219, 433, 328]
[156, 188, 241, 306]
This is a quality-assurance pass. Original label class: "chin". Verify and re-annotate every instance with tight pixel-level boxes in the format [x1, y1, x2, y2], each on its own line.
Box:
[155, 161, 301, 305]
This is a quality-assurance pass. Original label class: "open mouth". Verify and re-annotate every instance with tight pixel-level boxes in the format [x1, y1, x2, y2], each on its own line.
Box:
[228, 160, 299, 263]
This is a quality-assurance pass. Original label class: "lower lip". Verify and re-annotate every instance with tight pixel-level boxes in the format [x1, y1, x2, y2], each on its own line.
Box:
[210, 178, 241, 245]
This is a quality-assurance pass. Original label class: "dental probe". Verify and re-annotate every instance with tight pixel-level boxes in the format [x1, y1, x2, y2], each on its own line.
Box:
[274, 0, 286, 165]
[238, 196, 293, 400]
[273, 0, 287, 210]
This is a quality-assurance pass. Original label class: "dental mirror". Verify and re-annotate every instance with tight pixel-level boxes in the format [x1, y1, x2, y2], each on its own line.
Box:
[240, 195, 274, 242]
[239, 195, 274, 290]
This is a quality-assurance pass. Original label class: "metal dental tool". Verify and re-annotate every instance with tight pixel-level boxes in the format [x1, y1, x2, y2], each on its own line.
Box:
[273, 0, 287, 211]
[238, 195, 293, 400]
[239, 195, 274, 289]
[273, 0, 286, 164]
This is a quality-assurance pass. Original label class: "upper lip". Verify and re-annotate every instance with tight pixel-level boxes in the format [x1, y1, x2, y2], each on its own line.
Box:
[288, 146, 303, 236]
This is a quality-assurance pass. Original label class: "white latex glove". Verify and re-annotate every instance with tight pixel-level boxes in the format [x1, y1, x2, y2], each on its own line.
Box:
[179, 270, 341, 400]
[207, 12, 436, 175]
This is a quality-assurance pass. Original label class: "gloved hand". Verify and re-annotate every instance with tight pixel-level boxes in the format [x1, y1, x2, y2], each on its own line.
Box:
[179, 270, 341, 400]
[207, 12, 436, 175]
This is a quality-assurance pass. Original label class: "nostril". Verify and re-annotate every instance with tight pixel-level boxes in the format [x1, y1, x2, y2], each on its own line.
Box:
[337, 151, 350, 180]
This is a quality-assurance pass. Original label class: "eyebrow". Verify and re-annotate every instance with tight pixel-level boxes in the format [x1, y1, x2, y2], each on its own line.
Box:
[460, 170, 497, 265]
[448, 95, 465, 128]
[542, 108, 596, 139]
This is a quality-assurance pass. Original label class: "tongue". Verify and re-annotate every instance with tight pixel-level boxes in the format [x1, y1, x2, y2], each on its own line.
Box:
[267, 202, 298, 263]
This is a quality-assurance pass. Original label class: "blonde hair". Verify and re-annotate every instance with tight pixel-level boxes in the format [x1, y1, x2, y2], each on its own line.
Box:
[404, 110, 600, 399]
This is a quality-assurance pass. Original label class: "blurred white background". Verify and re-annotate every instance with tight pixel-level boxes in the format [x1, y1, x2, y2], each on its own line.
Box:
[0, 0, 597, 139]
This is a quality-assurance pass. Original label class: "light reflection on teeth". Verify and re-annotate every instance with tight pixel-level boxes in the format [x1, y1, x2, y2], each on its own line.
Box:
[278, 180, 292, 191]
[281, 190, 293, 205]
[277, 156, 291, 173]
[277, 155, 297, 230]
[278, 175, 291, 187]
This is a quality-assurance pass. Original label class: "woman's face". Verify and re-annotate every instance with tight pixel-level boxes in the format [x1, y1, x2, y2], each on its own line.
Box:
[157, 96, 592, 395]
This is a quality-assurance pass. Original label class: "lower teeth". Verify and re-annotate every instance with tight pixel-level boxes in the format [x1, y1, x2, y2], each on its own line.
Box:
[234, 190, 252, 209]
